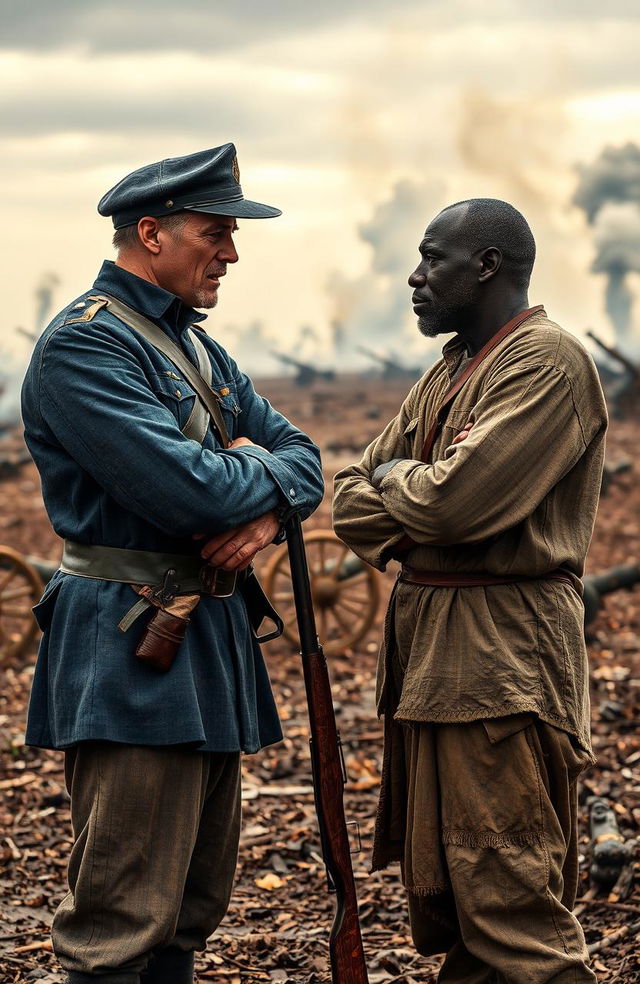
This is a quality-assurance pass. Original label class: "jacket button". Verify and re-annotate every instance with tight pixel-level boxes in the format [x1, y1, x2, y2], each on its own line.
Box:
[289, 489, 296, 498]
[175, 389, 182, 397]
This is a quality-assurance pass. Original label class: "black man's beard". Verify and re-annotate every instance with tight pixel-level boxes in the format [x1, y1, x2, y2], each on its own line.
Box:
[417, 299, 476, 338]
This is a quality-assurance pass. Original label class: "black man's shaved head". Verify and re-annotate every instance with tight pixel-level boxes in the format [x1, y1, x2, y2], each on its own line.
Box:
[439, 198, 536, 289]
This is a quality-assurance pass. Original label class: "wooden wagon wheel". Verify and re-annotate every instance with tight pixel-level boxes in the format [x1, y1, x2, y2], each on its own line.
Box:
[0, 547, 44, 663]
[262, 529, 379, 656]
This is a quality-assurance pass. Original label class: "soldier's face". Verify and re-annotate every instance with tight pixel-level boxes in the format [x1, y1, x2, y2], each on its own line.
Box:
[156, 214, 239, 309]
[409, 207, 479, 338]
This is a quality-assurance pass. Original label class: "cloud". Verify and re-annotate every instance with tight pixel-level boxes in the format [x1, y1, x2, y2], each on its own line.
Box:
[0, 0, 400, 53]
[3, 8, 638, 157]
[2, 0, 639, 55]
[1, 1, 638, 368]
[0, 50, 339, 142]
[325, 178, 446, 367]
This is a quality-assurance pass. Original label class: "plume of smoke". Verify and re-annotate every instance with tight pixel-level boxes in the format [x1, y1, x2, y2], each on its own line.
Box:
[592, 203, 640, 346]
[221, 320, 283, 377]
[0, 272, 62, 425]
[457, 88, 565, 218]
[0, 348, 28, 426]
[35, 272, 60, 334]
[326, 178, 444, 367]
[574, 144, 640, 223]
[574, 144, 640, 348]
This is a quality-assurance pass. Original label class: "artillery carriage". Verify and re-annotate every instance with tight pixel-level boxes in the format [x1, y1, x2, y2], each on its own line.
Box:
[0, 548, 55, 661]
[0, 534, 380, 663]
[2, 527, 640, 663]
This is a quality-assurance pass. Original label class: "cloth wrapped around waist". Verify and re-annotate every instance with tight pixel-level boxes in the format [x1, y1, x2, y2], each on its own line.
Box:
[399, 565, 576, 590]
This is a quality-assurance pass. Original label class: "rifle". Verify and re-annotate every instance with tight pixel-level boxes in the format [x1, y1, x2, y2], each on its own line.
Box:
[285, 513, 368, 984]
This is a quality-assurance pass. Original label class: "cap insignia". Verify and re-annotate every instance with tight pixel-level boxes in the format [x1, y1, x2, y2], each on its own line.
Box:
[231, 155, 240, 184]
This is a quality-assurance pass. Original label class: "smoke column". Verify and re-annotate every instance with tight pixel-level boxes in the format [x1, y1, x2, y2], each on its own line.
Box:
[34, 272, 60, 335]
[327, 178, 444, 367]
[574, 144, 640, 349]
[0, 272, 61, 425]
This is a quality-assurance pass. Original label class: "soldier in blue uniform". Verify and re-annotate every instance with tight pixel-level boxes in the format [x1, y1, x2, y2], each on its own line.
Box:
[21, 143, 324, 984]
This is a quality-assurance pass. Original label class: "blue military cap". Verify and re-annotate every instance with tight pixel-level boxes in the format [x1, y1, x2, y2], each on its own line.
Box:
[98, 143, 281, 228]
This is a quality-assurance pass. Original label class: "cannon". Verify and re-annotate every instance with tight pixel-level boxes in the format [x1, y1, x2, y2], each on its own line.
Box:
[0, 535, 381, 664]
[587, 330, 640, 380]
[16, 326, 39, 344]
[3, 541, 638, 666]
[587, 330, 639, 418]
[356, 345, 422, 381]
[0, 450, 33, 481]
[0, 549, 57, 662]
[270, 351, 335, 387]
[600, 458, 632, 496]
[588, 796, 635, 892]
[583, 563, 640, 631]
[263, 530, 379, 656]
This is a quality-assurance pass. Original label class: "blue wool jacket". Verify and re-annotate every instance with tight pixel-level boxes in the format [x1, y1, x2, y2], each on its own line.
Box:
[21, 260, 324, 752]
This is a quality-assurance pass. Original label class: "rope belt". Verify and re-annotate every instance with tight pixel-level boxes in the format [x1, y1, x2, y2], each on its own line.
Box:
[399, 565, 576, 589]
[61, 540, 243, 598]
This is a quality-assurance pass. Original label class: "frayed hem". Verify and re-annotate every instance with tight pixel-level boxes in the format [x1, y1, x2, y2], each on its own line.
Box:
[404, 882, 449, 896]
[442, 827, 543, 849]
[370, 849, 402, 874]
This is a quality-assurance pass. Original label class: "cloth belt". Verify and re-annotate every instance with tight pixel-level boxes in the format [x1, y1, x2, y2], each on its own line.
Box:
[61, 540, 242, 598]
[399, 565, 575, 589]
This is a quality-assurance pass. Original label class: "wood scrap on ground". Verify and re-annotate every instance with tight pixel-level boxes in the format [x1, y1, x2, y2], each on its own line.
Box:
[0, 381, 638, 983]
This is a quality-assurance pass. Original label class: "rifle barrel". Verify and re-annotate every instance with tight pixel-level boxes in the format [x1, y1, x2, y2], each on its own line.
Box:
[285, 514, 368, 984]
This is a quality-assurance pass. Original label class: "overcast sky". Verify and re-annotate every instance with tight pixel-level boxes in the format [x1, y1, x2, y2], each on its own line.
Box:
[1, 0, 639, 384]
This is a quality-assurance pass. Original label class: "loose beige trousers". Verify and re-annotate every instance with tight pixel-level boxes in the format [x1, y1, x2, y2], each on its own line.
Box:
[401, 718, 596, 984]
[52, 743, 241, 980]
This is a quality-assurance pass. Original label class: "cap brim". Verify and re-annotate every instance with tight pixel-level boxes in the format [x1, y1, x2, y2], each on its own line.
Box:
[184, 199, 281, 219]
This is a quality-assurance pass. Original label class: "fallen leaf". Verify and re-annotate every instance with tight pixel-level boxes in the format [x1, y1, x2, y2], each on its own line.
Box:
[255, 873, 285, 890]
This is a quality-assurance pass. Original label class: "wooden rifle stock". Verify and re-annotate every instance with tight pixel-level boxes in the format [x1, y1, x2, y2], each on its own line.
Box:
[285, 514, 368, 984]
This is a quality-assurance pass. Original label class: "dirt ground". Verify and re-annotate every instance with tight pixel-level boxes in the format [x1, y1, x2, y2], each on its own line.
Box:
[0, 374, 638, 983]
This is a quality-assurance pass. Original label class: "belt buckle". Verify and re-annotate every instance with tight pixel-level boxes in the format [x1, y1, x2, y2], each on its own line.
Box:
[200, 565, 237, 598]
[152, 568, 180, 605]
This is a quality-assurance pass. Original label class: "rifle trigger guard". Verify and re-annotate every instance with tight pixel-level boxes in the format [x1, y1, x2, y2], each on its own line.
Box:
[337, 733, 348, 785]
[346, 819, 362, 855]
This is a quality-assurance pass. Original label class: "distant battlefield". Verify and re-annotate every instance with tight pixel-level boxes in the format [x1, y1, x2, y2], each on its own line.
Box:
[0, 142, 639, 983]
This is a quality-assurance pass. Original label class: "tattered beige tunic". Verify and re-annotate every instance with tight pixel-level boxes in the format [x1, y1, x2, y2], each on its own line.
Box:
[333, 311, 608, 753]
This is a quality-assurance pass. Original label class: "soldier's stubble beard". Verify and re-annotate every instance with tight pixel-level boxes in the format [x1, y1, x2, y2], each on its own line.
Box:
[194, 288, 219, 309]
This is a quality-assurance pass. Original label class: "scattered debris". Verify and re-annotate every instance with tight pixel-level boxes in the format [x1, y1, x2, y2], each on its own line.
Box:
[1, 382, 638, 983]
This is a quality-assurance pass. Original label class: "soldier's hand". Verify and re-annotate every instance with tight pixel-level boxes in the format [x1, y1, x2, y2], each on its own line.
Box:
[227, 436, 268, 450]
[197, 510, 281, 571]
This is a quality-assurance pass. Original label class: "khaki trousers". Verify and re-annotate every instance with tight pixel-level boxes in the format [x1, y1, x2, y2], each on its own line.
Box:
[403, 718, 596, 984]
[52, 743, 241, 980]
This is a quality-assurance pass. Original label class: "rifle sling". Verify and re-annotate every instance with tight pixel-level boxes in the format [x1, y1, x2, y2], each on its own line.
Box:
[87, 293, 230, 447]
[71, 294, 282, 642]
[182, 330, 213, 444]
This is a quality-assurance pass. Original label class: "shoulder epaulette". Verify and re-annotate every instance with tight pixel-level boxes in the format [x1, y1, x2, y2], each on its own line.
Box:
[64, 296, 109, 324]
